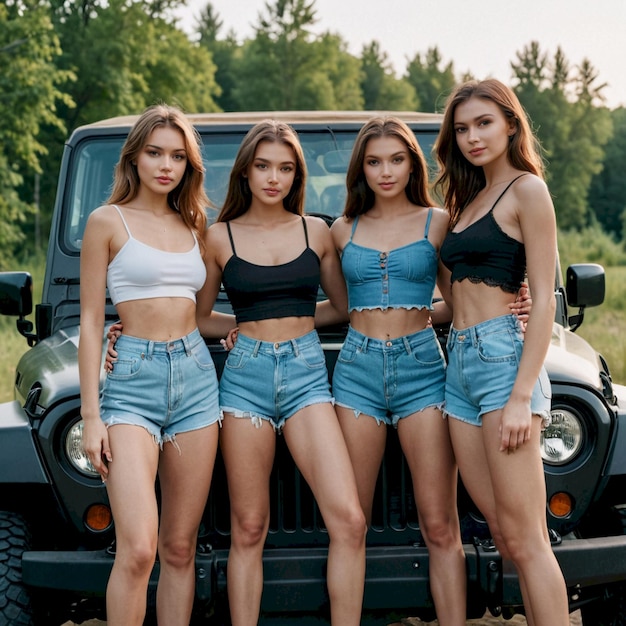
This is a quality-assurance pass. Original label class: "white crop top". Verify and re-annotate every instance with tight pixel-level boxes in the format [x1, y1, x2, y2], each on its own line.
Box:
[106, 205, 206, 306]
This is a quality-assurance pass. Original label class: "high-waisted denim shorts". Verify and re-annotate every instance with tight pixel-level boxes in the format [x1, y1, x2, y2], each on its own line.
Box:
[219, 329, 333, 431]
[444, 314, 552, 427]
[332, 325, 446, 426]
[100, 328, 221, 446]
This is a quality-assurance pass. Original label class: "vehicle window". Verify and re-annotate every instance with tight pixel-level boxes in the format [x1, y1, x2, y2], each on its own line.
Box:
[62, 127, 438, 253]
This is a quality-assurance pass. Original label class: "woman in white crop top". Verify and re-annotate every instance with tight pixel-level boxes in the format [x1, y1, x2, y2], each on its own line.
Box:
[79, 104, 234, 626]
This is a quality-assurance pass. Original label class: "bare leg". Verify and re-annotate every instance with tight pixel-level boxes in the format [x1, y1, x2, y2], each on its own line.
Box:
[449, 413, 569, 626]
[155, 424, 219, 625]
[104, 425, 160, 626]
[220, 415, 276, 626]
[284, 403, 366, 626]
[335, 405, 387, 524]
[398, 408, 466, 626]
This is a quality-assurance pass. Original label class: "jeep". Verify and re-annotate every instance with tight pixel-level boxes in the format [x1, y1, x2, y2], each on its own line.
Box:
[0, 111, 624, 626]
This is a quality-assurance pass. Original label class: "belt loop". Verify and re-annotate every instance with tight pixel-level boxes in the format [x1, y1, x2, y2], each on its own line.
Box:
[252, 340, 260, 358]
[471, 325, 478, 348]
[402, 336, 411, 354]
[181, 333, 192, 356]
[147, 340, 155, 359]
[360, 335, 368, 353]
[291, 338, 300, 357]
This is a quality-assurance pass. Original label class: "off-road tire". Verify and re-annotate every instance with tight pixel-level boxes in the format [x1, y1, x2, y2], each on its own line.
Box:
[0, 511, 33, 626]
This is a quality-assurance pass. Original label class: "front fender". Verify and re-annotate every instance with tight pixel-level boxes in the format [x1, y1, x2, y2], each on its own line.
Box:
[0, 400, 48, 483]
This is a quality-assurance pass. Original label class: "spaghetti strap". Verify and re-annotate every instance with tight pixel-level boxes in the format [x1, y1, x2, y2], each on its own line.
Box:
[226, 222, 237, 256]
[112, 204, 133, 238]
[490, 174, 527, 212]
[349, 215, 360, 241]
[301, 216, 310, 248]
[423, 208, 433, 239]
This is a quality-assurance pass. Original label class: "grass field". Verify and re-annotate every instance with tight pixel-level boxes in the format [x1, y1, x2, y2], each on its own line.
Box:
[0, 262, 624, 404]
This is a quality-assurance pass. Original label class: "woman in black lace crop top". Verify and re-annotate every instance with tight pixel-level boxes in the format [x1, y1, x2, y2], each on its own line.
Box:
[435, 80, 569, 625]
[196, 121, 366, 626]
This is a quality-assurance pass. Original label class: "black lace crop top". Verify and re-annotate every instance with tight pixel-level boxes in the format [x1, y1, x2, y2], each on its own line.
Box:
[439, 176, 527, 294]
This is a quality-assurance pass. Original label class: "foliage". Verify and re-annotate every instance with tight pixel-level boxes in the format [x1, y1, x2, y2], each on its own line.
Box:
[360, 40, 417, 111]
[589, 107, 626, 239]
[0, 0, 72, 265]
[405, 47, 456, 112]
[511, 42, 613, 231]
[557, 224, 626, 270]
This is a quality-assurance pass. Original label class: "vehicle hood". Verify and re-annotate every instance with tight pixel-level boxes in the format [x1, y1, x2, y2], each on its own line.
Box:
[545, 323, 604, 392]
[14, 325, 106, 411]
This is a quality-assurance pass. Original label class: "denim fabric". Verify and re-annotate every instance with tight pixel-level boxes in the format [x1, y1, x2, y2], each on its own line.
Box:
[444, 314, 551, 426]
[100, 328, 221, 445]
[333, 325, 446, 426]
[219, 329, 333, 431]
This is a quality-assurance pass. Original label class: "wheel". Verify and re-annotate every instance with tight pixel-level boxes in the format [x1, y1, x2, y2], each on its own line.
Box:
[0, 511, 33, 626]
[580, 582, 626, 626]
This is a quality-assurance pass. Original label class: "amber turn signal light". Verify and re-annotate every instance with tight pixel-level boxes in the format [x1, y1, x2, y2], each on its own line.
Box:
[85, 503, 113, 532]
[549, 492, 573, 518]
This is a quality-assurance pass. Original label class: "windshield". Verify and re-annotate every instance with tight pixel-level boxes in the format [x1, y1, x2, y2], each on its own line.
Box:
[62, 128, 438, 253]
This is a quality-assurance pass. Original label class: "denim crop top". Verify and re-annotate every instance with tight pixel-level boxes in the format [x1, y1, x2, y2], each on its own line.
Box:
[341, 208, 437, 313]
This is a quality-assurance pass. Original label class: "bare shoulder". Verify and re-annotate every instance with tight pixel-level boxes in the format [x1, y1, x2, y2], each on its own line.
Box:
[514, 173, 552, 204]
[84, 204, 118, 234]
[427, 206, 451, 244]
[204, 221, 230, 251]
[304, 214, 333, 241]
[429, 206, 450, 228]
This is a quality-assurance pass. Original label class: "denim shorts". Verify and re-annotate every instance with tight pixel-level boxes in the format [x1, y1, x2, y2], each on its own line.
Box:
[100, 328, 221, 446]
[219, 329, 333, 431]
[444, 314, 552, 427]
[332, 326, 446, 426]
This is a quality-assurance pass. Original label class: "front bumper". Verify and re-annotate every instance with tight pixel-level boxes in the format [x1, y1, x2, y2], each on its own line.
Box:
[22, 535, 626, 616]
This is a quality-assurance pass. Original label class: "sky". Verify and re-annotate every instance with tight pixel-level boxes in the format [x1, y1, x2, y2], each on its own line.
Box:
[172, 0, 626, 109]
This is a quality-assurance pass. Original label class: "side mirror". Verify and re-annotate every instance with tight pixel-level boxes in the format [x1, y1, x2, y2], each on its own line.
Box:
[0, 272, 33, 317]
[566, 264, 605, 331]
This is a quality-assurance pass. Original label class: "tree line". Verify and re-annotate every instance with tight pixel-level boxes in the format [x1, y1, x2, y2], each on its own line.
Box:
[1, 0, 625, 266]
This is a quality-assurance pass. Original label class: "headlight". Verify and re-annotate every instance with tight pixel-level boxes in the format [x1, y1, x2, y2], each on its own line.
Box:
[65, 420, 99, 477]
[540, 409, 584, 465]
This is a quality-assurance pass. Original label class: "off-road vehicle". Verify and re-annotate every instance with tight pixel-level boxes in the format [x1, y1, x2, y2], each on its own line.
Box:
[0, 111, 624, 625]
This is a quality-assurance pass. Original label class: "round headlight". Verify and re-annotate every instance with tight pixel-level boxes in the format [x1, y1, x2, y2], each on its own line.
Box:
[65, 420, 99, 477]
[540, 409, 584, 465]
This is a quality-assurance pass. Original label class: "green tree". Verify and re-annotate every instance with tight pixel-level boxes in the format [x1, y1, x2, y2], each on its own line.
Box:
[589, 107, 626, 238]
[405, 46, 456, 112]
[0, 0, 72, 260]
[233, 0, 348, 110]
[512, 43, 611, 230]
[360, 41, 417, 111]
[197, 3, 241, 111]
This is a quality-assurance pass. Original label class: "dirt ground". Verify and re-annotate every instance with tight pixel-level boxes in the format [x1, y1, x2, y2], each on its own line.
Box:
[65, 609, 583, 625]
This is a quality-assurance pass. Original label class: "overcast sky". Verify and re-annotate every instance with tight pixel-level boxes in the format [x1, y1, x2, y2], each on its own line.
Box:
[172, 0, 626, 109]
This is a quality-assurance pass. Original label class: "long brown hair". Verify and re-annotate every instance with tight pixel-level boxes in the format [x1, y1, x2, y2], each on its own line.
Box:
[108, 103, 210, 241]
[344, 116, 433, 219]
[218, 120, 307, 222]
[434, 79, 545, 225]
